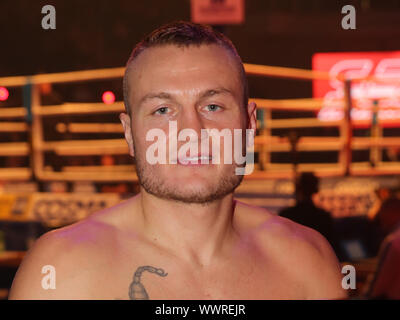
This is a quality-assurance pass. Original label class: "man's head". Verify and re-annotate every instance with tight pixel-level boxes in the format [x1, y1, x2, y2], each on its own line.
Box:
[296, 172, 319, 202]
[120, 20, 256, 205]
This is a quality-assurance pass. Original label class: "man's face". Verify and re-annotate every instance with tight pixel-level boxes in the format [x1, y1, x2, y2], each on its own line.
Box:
[121, 44, 255, 204]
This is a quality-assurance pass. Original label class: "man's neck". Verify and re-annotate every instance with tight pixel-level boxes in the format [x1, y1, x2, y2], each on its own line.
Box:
[138, 189, 239, 268]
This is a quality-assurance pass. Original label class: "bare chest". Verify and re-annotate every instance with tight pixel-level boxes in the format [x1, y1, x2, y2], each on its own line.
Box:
[88, 250, 307, 300]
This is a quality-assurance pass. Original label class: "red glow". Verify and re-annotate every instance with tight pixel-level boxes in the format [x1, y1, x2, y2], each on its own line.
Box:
[102, 91, 115, 105]
[0, 87, 9, 101]
[312, 51, 400, 127]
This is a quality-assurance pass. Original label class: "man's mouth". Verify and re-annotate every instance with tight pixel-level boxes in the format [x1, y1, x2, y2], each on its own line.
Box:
[177, 155, 213, 165]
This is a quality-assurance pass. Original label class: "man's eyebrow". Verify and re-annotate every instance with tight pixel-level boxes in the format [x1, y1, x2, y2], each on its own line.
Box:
[199, 87, 234, 99]
[137, 87, 234, 107]
[138, 92, 173, 106]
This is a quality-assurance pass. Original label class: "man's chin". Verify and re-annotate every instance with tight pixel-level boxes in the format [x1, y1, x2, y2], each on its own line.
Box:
[135, 162, 244, 204]
[143, 184, 226, 204]
[139, 175, 242, 204]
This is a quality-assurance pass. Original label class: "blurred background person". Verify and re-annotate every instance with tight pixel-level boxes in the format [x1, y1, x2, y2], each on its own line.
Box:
[369, 186, 400, 255]
[365, 224, 400, 299]
[279, 172, 337, 253]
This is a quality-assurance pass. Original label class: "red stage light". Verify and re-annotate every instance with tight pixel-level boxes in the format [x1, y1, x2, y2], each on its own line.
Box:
[102, 91, 115, 104]
[0, 87, 9, 101]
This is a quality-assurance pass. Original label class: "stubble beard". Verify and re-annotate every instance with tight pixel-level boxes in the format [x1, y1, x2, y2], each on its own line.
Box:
[132, 144, 245, 205]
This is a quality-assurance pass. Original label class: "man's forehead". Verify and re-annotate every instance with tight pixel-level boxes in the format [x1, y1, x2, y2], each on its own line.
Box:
[127, 45, 239, 88]
[128, 43, 237, 77]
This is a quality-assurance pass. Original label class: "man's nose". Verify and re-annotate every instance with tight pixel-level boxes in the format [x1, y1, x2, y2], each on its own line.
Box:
[177, 108, 206, 142]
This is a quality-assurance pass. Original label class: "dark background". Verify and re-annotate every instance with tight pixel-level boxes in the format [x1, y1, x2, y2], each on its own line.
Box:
[0, 0, 399, 100]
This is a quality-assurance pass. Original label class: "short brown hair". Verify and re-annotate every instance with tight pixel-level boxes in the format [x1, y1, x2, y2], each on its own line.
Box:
[123, 20, 248, 115]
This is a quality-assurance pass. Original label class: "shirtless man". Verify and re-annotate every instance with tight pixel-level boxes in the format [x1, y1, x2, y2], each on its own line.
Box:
[9, 21, 347, 300]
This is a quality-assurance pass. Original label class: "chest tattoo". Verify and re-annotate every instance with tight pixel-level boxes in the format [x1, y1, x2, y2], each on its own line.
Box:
[129, 266, 168, 300]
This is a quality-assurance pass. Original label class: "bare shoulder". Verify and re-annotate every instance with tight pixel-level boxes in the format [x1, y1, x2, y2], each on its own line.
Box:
[235, 200, 331, 256]
[235, 200, 347, 299]
[8, 198, 133, 300]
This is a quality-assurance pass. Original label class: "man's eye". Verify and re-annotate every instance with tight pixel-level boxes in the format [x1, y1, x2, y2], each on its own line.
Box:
[206, 104, 221, 112]
[154, 107, 169, 115]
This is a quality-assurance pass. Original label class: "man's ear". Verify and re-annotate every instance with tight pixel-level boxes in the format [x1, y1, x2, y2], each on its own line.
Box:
[247, 101, 257, 131]
[119, 113, 135, 157]
[246, 101, 257, 148]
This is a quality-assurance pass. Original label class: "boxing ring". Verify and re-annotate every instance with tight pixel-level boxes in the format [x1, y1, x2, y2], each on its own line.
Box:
[1, 62, 399, 183]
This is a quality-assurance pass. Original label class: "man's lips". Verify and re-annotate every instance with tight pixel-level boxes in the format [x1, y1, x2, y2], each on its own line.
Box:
[176, 155, 213, 165]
